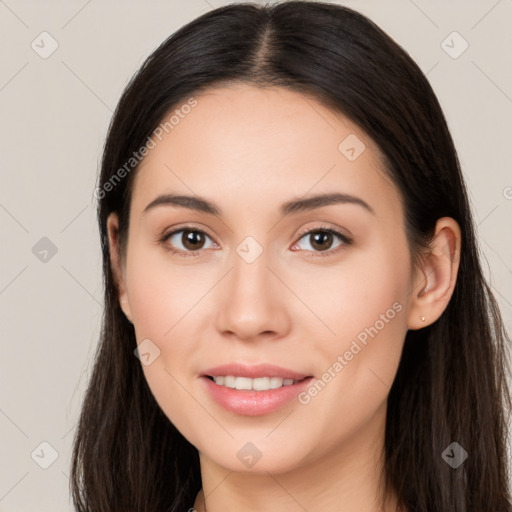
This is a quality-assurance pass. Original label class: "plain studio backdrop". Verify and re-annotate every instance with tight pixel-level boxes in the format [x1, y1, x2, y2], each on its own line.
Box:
[0, 1, 511, 510]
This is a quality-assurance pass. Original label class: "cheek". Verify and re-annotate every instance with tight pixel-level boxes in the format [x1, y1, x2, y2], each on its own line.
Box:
[125, 245, 206, 338]
[292, 238, 410, 347]
[125, 249, 209, 441]
[296, 239, 410, 412]
[337, 241, 409, 369]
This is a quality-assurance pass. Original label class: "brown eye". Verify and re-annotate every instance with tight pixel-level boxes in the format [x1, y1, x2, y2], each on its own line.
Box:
[161, 227, 217, 256]
[293, 227, 352, 256]
[309, 231, 335, 251]
[181, 230, 206, 250]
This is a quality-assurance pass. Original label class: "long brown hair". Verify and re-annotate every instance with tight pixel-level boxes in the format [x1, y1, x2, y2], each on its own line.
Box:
[70, 2, 512, 510]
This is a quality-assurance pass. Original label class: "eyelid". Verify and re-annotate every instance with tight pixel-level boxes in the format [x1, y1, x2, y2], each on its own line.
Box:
[160, 222, 213, 240]
[295, 222, 351, 241]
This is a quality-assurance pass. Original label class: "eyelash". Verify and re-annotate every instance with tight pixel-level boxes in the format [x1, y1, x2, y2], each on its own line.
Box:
[158, 225, 353, 258]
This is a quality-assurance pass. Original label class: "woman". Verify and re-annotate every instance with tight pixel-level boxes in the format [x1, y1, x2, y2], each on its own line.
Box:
[71, 2, 512, 511]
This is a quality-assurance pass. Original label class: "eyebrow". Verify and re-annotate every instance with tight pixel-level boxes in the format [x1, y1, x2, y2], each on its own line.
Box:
[143, 192, 375, 217]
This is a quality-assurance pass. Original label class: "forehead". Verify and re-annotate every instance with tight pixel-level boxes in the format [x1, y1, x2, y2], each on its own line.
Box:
[130, 83, 401, 221]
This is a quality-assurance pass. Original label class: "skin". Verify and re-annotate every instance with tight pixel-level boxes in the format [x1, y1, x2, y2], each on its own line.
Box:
[107, 83, 461, 512]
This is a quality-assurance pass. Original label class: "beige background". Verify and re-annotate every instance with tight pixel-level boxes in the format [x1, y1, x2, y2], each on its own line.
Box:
[0, 0, 511, 510]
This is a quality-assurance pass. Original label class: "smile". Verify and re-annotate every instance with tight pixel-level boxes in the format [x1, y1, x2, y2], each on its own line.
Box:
[207, 375, 305, 391]
[201, 375, 314, 416]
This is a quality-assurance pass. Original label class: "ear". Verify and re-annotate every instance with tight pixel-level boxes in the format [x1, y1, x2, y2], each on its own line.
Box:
[407, 217, 461, 330]
[106, 212, 133, 323]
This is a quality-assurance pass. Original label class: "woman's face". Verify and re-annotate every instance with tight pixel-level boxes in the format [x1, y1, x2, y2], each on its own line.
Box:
[108, 83, 422, 473]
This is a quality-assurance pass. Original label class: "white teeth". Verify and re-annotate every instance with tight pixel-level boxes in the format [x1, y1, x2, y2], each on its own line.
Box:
[253, 377, 270, 390]
[235, 377, 252, 390]
[211, 375, 301, 391]
[269, 377, 284, 389]
[223, 375, 236, 388]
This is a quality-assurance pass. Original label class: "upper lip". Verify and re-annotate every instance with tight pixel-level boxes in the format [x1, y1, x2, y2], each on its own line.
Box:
[201, 363, 311, 380]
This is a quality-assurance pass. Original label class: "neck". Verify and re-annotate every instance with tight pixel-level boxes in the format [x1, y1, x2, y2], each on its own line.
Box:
[193, 402, 403, 512]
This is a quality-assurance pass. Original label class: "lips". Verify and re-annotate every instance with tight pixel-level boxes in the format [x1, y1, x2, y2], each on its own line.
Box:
[200, 363, 314, 415]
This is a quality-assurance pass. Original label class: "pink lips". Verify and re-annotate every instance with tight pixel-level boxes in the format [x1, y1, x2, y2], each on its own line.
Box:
[200, 363, 314, 416]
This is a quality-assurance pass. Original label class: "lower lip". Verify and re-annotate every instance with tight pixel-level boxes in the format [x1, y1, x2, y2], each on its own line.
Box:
[201, 376, 314, 416]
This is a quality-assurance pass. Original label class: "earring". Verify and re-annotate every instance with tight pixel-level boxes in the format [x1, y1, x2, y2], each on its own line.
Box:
[420, 316, 426, 322]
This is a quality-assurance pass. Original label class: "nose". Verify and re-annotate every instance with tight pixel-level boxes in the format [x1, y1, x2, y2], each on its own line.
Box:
[214, 247, 291, 343]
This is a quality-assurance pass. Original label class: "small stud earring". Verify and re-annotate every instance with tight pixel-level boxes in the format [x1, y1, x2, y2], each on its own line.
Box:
[420, 316, 426, 322]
